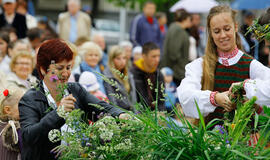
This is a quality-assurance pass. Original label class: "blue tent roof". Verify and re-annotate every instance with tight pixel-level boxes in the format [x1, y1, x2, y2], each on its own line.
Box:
[231, 0, 270, 10]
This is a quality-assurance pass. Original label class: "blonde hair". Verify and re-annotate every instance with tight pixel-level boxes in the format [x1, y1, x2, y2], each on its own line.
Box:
[108, 45, 130, 93]
[80, 41, 103, 60]
[75, 36, 90, 47]
[202, 5, 243, 90]
[10, 52, 34, 73]
[0, 86, 24, 116]
[66, 41, 78, 57]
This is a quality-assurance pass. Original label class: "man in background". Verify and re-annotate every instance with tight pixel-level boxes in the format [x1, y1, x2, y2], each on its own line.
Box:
[130, 1, 161, 48]
[57, 0, 91, 43]
[130, 42, 165, 111]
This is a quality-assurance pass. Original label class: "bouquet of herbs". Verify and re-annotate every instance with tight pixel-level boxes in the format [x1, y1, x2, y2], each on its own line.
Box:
[48, 109, 153, 159]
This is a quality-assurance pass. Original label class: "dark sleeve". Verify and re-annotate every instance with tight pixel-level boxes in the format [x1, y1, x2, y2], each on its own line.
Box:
[15, 14, 27, 38]
[21, 15, 27, 38]
[130, 17, 141, 46]
[166, 27, 184, 61]
[104, 80, 131, 111]
[157, 23, 162, 48]
[19, 96, 65, 145]
[158, 72, 166, 111]
[104, 80, 119, 106]
[76, 83, 125, 117]
[0, 14, 5, 28]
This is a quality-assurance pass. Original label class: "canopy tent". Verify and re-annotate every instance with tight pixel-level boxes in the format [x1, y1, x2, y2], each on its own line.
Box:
[170, 0, 219, 13]
[231, 0, 270, 10]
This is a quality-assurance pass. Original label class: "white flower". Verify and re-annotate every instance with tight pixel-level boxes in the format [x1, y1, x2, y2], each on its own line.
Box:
[94, 121, 106, 129]
[48, 129, 61, 143]
[57, 105, 69, 119]
[100, 116, 116, 125]
[99, 129, 114, 141]
[97, 146, 113, 152]
[98, 154, 105, 159]
[114, 142, 125, 150]
[98, 127, 108, 133]
[114, 139, 133, 151]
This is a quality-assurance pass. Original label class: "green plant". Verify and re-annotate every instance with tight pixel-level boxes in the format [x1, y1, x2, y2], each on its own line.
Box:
[47, 69, 270, 159]
[246, 19, 270, 42]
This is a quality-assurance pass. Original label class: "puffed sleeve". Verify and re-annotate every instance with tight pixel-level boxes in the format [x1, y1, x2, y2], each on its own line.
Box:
[244, 79, 270, 106]
[177, 58, 216, 119]
[244, 60, 270, 106]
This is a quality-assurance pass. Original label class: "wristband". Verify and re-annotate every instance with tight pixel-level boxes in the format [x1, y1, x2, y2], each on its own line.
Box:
[210, 91, 219, 107]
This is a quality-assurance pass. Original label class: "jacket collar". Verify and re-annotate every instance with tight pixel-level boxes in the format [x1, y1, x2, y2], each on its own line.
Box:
[34, 82, 80, 109]
[134, 58, 156, 73]
[33, 81, 47, 102]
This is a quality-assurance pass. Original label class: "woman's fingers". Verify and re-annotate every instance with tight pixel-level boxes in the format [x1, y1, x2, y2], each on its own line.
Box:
[62, 104, 75, 112]
[64, 94, 76, 102]
[59, 94, 77, 112]
[62, 101, 75, 106]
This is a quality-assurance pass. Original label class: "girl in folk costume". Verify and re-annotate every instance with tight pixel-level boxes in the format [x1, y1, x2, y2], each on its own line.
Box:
[0, 86, 24, 160]
[177, 5, 270, 123]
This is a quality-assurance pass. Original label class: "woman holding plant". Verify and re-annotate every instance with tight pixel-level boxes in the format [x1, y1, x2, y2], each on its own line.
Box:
[177, 5, 270, 123]
[18, 39, 128, 160]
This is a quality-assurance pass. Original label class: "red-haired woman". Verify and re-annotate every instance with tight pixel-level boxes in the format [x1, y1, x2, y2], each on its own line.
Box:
[18, 39, 127, 160]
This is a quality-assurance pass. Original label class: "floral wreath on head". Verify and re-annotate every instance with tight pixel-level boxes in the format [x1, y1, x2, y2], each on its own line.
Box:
[246, 19, 270, 42]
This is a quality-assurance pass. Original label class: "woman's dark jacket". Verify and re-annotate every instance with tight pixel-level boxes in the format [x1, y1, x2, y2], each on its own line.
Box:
[19, 82, 124, 160]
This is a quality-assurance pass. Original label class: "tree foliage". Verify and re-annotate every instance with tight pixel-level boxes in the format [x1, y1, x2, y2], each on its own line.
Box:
[106, 0, 234, 12]
[106, 0, 178, 13]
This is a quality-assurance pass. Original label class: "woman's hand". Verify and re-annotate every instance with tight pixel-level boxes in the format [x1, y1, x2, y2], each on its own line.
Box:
[215, 91, 234, 112]
[229, 82, 242, 94]
[119, 113, 131, 120]
[58, 94, 76, 112]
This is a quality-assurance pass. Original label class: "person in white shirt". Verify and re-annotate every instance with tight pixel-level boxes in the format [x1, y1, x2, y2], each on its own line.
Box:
[177, 5, 270, 123]
[230, 8, 270, 107]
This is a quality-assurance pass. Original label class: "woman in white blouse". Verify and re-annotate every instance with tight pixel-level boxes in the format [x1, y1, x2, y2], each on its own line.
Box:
[177, 5, 270, 122]
[230, 8, 270, 107]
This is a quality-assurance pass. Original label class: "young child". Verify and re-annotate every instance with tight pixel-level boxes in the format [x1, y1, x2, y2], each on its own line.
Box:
[132, 46, 142, 64]
[79, 71, 108, 102]
[160, 67, 178, 113]
[0, 86, 24, 160]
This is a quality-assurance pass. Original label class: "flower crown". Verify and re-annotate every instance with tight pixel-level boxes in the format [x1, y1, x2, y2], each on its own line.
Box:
[246, 19, 270, 41]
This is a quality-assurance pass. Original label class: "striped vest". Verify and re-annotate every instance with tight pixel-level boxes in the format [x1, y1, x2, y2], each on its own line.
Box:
[205, 53, 253, 123]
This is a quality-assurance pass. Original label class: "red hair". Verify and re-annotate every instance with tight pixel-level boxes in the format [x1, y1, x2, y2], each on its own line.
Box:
[36, 39, 74, 79]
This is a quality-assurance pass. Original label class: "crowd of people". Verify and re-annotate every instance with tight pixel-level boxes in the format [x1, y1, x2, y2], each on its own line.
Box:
[0, 0, 270, 159]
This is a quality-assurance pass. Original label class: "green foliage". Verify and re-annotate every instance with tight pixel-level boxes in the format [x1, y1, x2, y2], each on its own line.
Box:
[106, 0, 234, 13]
[246, 19, 270, 42]
[48, 75, 270, 159]
[51, 98, 270, 159]
[50, 110, 150, 159]
[259, 106, 270, 126]
[106, 0, 179, 13]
